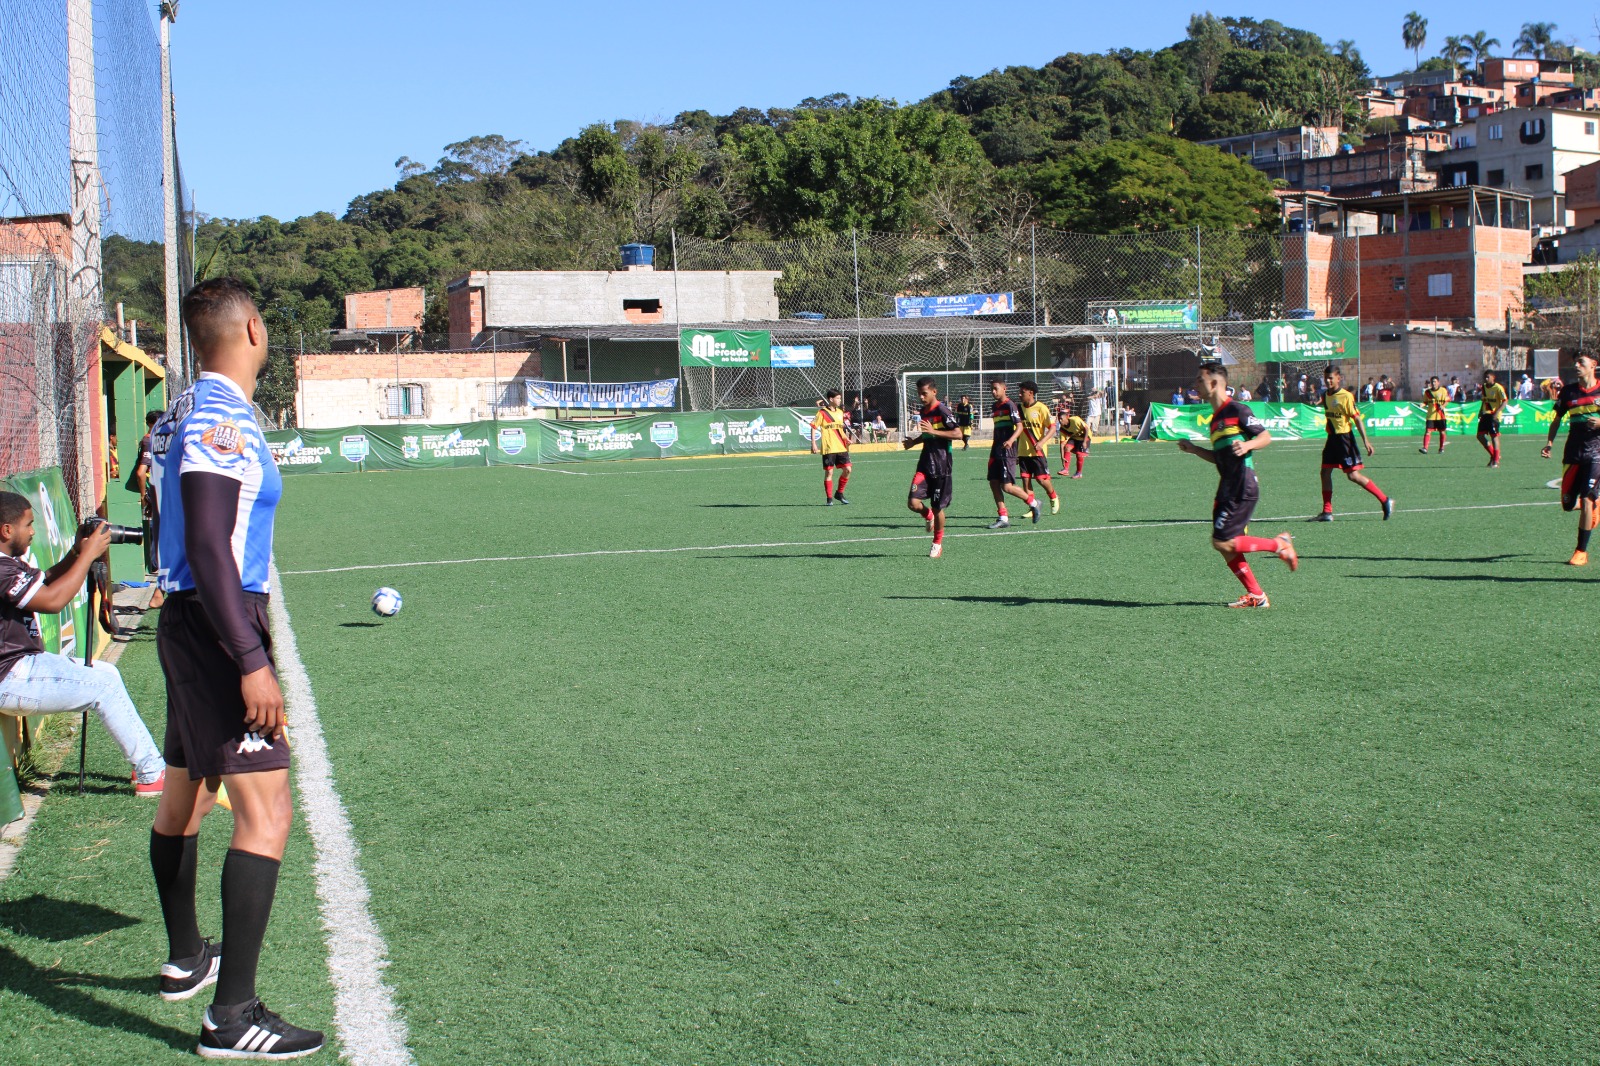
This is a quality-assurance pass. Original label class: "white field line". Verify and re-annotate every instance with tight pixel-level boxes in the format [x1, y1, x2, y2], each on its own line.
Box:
[268, 562, 414, 1066]
[505, 463, 588, 476]
[279, 500, 1561, 577]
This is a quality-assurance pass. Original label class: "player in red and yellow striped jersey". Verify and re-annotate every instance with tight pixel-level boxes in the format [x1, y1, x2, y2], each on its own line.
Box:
[1541, 354, 1600, 565]
[1477, 371, 1508, 467]
[1017, 381, 1060, 515]
[809, 389, 852, 505]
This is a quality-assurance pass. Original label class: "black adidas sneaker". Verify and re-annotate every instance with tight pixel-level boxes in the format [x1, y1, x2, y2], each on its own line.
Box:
[159, 939, 221, 1002]
[198, 997, 324, 1060]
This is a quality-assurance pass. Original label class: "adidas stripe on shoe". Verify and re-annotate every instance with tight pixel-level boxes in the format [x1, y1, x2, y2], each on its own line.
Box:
[198, 997, 324, 1060]
[159, 938, 221, 1002]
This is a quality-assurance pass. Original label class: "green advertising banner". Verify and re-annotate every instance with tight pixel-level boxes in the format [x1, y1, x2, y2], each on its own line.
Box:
[679, 329, 772, 368]
[1147, 401, 1557, 441]
[263, 409, 823, 473]
[1086, 301, 1199, 330]
[0, 467, 88, 658]
[1252, 318, 1360, 362]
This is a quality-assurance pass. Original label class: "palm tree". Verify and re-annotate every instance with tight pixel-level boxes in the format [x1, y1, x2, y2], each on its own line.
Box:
[1514, 21, 1557, 59]
[1467, 31, 1501, 77]
[1439, 35, 1472, 73]
[1402, 12, 1428, 71]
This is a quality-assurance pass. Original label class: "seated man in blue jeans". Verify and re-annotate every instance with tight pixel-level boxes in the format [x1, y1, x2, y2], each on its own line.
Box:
[0, 491, 165, 796]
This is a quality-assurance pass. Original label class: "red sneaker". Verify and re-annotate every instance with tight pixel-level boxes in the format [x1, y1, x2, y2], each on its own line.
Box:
[134, 769, 165, 798]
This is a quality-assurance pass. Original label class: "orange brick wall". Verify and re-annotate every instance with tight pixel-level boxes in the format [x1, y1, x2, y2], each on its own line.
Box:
[344, 287, 424, 330]
[1568, 161, 1600, 229]
[1291, 226, 1531, 329]
[448, 276, 485, 348]
[0, 215, 71, 258]
[297, 349, 540, 381]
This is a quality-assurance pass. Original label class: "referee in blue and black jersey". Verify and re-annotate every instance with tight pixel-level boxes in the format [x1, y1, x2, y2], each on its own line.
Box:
[147, 278, 324, 1059]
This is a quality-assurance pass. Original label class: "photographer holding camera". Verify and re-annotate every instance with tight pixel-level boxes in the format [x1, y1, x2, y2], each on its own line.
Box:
[0, 493, 166, 796]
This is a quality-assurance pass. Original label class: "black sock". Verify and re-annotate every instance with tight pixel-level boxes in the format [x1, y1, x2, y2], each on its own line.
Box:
[214, 849, 281, 1007]
[150, 830, 203, 961]
[1579, 526, 1594, 552]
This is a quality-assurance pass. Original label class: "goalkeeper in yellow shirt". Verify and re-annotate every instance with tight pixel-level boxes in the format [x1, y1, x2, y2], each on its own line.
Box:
[1312, 365, 1393, 522]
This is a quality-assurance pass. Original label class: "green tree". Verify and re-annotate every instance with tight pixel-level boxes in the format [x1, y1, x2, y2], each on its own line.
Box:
[1024, 136, 1278, 233]
[1438, 35, 1472, 72]
[1402, 12, 1428, 71]
[1184, 12, 1233, 95]
[735, 98, 988, 234]
[1514, 22, 1558, 59]
[1467, 31, 1501, 76]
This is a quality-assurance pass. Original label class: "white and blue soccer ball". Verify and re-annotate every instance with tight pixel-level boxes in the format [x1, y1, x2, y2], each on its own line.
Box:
[371, 587, 403, 618]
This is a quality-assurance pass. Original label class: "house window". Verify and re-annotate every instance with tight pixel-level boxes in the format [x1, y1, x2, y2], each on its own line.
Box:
[1487, 124, 1502, 140]
[385, 383, 425, 418]
[1451, 171, 1468, 187]
[1392, 276, 1407, 291]
[1487, 169, 1505, 186]
[1526, 163, 1545, 181]
[1519, 119, 1547, 144]
[1427, 273, 1453, 297]
[1588, 122, 1597, 136]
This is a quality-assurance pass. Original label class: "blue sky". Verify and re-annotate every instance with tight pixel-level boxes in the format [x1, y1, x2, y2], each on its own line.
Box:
[171, 0, 1597, 222]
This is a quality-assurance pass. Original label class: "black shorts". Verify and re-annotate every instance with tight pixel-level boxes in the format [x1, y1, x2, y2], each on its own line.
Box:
[1067, 437, 1090, 455]
[1561, 458, 1600, 510]
[1478, 415, 1500, 437]
[911, 453, 954, 511]
[1212, 483, 1260, 541]
[987, 447, 1017, 484]
[821, 452, 851, 469]
[1321, 432, 1364, 471]
[1426, 419, 1447, 431]
[1018, 455, 1049, 477]
[157, 591, 289, 779]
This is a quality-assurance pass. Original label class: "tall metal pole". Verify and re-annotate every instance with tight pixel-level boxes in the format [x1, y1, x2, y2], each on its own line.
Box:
[851, 229, 865, 419]
[160, 4, 182, 379]
[67, 0, 101, 515]
[671, 228, 683, 411]
[1194, 224, 1204, 353]
[1030, 223, 1039, 373]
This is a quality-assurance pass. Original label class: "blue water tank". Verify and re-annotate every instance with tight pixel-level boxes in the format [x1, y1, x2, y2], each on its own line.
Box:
[621, 243, 654, 268]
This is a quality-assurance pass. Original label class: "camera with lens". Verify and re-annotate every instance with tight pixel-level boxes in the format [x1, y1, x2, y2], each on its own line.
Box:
[80, 515, 143, 545]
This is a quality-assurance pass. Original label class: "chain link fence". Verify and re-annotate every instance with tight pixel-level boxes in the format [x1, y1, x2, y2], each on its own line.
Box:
[1, 0, 166, 506]
[275, 224, 1362, 428]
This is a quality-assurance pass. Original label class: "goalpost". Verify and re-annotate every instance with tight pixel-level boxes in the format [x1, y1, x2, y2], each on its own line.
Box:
[897, 366, 1125, 445]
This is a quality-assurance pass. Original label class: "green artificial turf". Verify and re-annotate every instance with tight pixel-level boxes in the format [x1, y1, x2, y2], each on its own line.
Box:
[0, 623, 336, 1064]
[6, 435, 1599, 1064]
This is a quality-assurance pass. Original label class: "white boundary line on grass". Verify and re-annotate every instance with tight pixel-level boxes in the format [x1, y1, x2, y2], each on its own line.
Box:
[506, 462, 589, 476]
[267, 562, 415, 1066]
[280, 500, 1561, 576]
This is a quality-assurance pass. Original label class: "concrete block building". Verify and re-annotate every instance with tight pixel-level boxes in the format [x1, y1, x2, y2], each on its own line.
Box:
[295, 348, 539, 428]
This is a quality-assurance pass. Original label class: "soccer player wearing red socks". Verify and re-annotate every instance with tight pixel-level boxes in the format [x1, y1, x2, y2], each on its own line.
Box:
[1177, 361, 1297, 608]
[1311, 365, 1393, 522]
[1478, 371, 1508, 468]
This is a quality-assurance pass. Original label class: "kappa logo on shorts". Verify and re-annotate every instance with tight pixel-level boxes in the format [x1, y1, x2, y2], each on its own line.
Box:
[202, 422, 245, 456]
[237, 731, 274, 755]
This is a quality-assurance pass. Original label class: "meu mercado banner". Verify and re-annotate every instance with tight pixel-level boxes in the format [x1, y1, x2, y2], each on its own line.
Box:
[680, 330, 772, 368]
[1253, 318, 1360, 362]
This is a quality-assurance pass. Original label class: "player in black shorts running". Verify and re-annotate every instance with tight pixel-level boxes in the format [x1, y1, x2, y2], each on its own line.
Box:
[904, 376, 962, 557]
[985, 379, 1040, 529]
[1177, 361, 1298, 608]
[1542, 352, 1600, 565]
